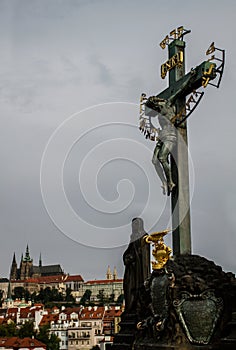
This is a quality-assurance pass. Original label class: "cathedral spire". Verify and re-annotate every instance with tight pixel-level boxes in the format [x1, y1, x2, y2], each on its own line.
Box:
[10, 252, 17, 280]
[3, 269, 14, 308]
[24, 244, 32, 262]
[20, 253, 23, 267]
[39, 253, 42, 267]
[113, 266, 117, 280]
[106, 265, 112, 280]
[26, 244, 30, 258]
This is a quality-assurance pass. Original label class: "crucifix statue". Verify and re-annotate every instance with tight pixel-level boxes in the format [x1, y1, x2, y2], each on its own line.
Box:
[139, 27, 225, 255]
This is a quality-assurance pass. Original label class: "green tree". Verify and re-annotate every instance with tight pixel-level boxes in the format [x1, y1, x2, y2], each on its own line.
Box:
[17, 321, 35, 339]
[51, 288, 63, 302]
[31, 291, 37, 302]
[47, 332, 60, 350]
[34, 287, 64, 303]
[12, 287, 31, 302]
[65, 287, 75, 302]
[37, 325, 60, 350]
[0, 322, 17, 337]
[36, 325, 49, 345]
[80, 289, 92, 306]
[35, 287, 50, 303]
[97, 289, 105, 305]
[109, 293, 115, 303]
[12, 286, 24, 300]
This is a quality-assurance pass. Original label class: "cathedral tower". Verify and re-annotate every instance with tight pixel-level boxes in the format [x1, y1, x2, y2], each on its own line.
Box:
[20, 245, 33, 280]
[106, 265, 113, 280]
[10, 253, 17, 280]
[113, 266, 118, 280]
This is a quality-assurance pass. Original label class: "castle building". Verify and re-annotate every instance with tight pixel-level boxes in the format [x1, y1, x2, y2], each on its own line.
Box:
[10, 246, 64, 281]
[79, 266, 123, 302]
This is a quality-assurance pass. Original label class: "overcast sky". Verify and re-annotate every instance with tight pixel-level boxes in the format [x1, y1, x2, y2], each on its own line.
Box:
[0, 0, 235, 281]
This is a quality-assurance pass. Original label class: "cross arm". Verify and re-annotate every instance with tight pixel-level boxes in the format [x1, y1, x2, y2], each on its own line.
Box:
[145, 61, 216, 116]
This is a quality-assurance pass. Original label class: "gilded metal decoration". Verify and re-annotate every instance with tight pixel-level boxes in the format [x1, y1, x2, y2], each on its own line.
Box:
[145, 230, 172, 270]
[161, 51, 183, 79]
[159, 26, 191, 50]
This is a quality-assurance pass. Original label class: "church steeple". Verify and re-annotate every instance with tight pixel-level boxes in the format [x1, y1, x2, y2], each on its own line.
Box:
[106, 265, 112, 280]
[10, 252, 17, 280]
[20, 245, 33, 280]
[39, 253, 42, 267]
[24, 245, 32, 262]
[113, 266, 118, 280]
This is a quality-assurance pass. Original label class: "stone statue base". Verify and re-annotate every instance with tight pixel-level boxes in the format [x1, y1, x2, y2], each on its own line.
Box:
[112, 312, 137, 350]
[113, 255, 236, 350]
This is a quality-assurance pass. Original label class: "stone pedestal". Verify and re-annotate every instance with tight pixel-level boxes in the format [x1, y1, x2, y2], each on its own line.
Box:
[113, 255, 236, 350]
[112, 313, 137, 350]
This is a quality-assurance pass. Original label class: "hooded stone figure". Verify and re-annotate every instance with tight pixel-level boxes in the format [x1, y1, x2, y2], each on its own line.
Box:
[123, 218, 150, 314]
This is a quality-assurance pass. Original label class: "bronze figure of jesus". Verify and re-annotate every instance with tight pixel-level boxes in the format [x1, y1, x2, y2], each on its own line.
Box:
[146, 69, 196, 195]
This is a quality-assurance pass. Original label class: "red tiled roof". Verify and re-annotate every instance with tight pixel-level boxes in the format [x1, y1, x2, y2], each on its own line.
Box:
[39, 314, 58, 327]
[63, 275, 84, 282]
[33, 303, 44, 308]
[80, 306, 105, 320]
[18, 337, 46, 348]
[102, 306, 122, 327]
[104, 308, 122, 319]
[12, 274, 84, 284]
[1, 337, 18, 347]
[61, 307, 82, 315]
[0, 338, 8, 345]
[85, 279, 123, 285]
[8, 306, 42, 320]
[7, 307, 18, 314]
[4, 337, 46, 349]
[6, 308, 18, 322]
[19, 309, 35, 319]
[24, 275, 64, 284]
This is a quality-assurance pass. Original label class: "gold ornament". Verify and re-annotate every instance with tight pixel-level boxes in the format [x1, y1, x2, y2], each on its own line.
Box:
[144, 229, 172, 270]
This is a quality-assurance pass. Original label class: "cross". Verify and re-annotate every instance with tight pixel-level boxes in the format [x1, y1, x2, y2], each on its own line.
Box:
[142, 27, 223, 256]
